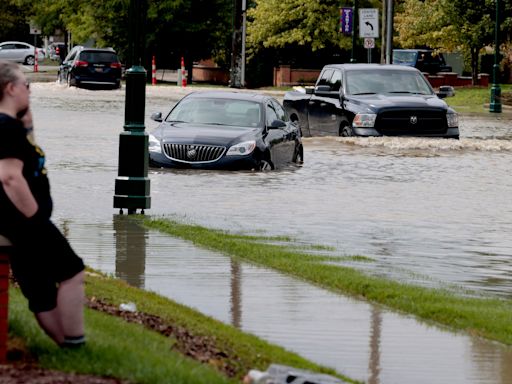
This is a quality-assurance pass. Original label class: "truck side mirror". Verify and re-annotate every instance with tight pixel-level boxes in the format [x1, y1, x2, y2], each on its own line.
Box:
[314, 85, 331, 94]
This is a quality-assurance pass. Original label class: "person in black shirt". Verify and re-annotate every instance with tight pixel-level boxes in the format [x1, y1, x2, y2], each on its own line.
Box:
[0, 60, 85, 348]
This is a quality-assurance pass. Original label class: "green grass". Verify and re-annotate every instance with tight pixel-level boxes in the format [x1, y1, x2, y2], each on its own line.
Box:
[143, 217, 512, 346]
[446, 84, 512, 112]
[84, 272, 357, 383]
[9, 289, 234, 384]
[8, 272, 357, 384]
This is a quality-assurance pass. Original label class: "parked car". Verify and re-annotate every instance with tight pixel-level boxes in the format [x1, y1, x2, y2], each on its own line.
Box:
[58, 46, 122, 89]
[393, 49, 452, 74]
[0, 41, 45, 65]
[283, 64, 459, 139]
[149, 91, 304, 170]
[47, 42, 67, 61]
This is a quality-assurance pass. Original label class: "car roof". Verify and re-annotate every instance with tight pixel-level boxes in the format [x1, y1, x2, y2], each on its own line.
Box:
[184, 91, 271, 103]
[0, 41, 32, 46]
[323, 64, 420, 72]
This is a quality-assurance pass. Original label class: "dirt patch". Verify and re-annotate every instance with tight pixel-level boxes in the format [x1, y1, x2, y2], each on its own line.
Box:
[0, 364, 129, 384]
[86, 297, 242, 378]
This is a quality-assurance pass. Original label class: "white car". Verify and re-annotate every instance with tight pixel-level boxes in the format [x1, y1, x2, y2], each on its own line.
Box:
[0, 41, 45, 65]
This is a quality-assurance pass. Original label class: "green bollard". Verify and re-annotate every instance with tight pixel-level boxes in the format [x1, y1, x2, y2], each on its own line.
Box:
[114, 66, 151, 214]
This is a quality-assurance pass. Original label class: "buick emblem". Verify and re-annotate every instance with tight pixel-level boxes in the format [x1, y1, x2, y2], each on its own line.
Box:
[186, 148, 197, 159]
[410, 116, 418, 125]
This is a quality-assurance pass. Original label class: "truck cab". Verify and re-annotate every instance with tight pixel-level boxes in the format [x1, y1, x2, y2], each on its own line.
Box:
[392, 49, 452, 74]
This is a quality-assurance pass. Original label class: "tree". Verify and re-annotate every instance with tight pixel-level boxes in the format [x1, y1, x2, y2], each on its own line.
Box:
[0, 1, 33, 43]
[247, 0, 352, 59]
[394, 0, 510, 84]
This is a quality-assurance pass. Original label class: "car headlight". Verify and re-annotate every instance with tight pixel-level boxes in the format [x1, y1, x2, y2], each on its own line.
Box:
[352, 113, 377, 128]
[446, 112, 458, 128]
[226, 140, 256, 156]
[148, 134, 162, 153]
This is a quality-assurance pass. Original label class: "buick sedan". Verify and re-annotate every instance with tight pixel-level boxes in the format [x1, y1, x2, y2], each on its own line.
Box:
[149, 91, 303, 170]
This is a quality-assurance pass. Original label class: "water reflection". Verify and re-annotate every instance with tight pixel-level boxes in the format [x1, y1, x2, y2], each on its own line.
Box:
[60, 218, 512, 384]
[113, 215, 146, 288]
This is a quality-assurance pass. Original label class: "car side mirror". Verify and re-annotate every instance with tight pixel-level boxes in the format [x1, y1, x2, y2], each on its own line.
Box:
[268, 119, 286, 129]
[151, 112, 163, 122]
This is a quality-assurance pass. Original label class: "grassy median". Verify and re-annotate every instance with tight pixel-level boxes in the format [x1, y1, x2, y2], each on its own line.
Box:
[446, 84, 512, 112]
[143, 217, 512, 346]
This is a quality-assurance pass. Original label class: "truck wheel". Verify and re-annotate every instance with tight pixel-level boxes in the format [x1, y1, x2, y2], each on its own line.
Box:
[339, 119, 354, 137]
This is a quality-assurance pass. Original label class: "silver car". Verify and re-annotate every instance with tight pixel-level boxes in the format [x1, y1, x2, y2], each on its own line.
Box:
[0, 41, 45, 65]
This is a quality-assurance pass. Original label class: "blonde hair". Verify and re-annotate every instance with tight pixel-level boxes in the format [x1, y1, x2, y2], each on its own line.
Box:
[0, 60, 22, 102]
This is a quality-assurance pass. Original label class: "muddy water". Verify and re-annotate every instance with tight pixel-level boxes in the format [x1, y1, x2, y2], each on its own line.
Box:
[28, 83, 512, 383]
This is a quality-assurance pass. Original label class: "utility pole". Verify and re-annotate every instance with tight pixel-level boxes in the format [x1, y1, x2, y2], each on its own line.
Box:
[385, 0, 393, 64]
[230, 0, 243, 87]
[350, 0, 358, 63]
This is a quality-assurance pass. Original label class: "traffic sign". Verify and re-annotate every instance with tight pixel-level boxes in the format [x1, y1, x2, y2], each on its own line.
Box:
[359, 8, 379, 38]
[29, 22, 41, 35]
[364, 38, 375, 49]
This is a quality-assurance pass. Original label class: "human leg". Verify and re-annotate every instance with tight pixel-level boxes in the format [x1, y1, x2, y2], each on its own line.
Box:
[57, 270, 85, 339]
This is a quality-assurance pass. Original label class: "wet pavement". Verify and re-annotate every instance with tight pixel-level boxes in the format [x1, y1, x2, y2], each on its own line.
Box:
[28, 83, 512, 383]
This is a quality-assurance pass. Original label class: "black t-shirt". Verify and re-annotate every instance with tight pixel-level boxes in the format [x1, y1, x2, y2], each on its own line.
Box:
[0, 113, 52, 226]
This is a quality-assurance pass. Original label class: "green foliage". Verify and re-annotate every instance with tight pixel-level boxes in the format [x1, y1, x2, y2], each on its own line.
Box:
[247, 0, 345, 52]
[395, 0, 512, 82]
[0, 1, 32, 42]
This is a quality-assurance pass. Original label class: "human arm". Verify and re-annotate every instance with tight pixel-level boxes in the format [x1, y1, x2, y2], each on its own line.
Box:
[0, 158, 38, 218]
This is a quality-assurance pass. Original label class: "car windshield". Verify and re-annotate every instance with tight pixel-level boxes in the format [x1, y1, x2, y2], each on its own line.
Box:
[166, 98, 262, 128]
[392, 51, 417, 65]
[346, 69, 433, 95]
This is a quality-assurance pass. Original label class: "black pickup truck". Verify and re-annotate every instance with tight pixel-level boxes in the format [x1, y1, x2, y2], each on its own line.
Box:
[283, 64, 459, 139]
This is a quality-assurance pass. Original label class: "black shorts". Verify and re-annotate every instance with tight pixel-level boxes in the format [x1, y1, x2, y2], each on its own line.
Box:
[3, 220, 85, 313]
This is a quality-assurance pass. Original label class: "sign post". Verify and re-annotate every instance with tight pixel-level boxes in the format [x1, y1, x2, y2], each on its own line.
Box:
[359, 9, 379, 63]
[29, 22, 41, 72]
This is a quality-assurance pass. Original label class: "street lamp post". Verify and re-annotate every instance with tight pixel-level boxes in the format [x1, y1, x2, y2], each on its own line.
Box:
[489, 0, 502, 113]
[113, 0, 151, 214]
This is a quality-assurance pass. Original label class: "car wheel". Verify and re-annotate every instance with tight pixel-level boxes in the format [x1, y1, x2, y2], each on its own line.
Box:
[259, 159, 273, 171]
[25, 56, 35, 66]
[339, 119, 354, 137]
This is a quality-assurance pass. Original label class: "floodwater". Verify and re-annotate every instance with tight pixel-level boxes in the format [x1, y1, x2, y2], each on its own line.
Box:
[29, 83, 512, 383]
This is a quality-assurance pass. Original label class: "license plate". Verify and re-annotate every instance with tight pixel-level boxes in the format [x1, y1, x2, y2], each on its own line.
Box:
[95, 67, 103, 72]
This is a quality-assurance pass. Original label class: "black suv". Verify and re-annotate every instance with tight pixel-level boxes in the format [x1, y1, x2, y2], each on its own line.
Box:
[58, 46, 122, 89]
[393, 49, 452, 74]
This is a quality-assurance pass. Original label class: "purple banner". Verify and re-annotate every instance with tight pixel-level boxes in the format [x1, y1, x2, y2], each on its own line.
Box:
[340, 7, 353, 35]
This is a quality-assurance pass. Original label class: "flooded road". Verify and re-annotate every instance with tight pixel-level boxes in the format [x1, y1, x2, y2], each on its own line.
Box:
[28, 83, 512, 383]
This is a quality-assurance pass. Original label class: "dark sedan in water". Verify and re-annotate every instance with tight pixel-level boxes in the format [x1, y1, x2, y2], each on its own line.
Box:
[148, 91, 303, 170]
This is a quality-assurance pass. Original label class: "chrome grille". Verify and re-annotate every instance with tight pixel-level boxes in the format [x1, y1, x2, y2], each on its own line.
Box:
[163, 143, 226, 163]
[376, 109, 448, 135]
